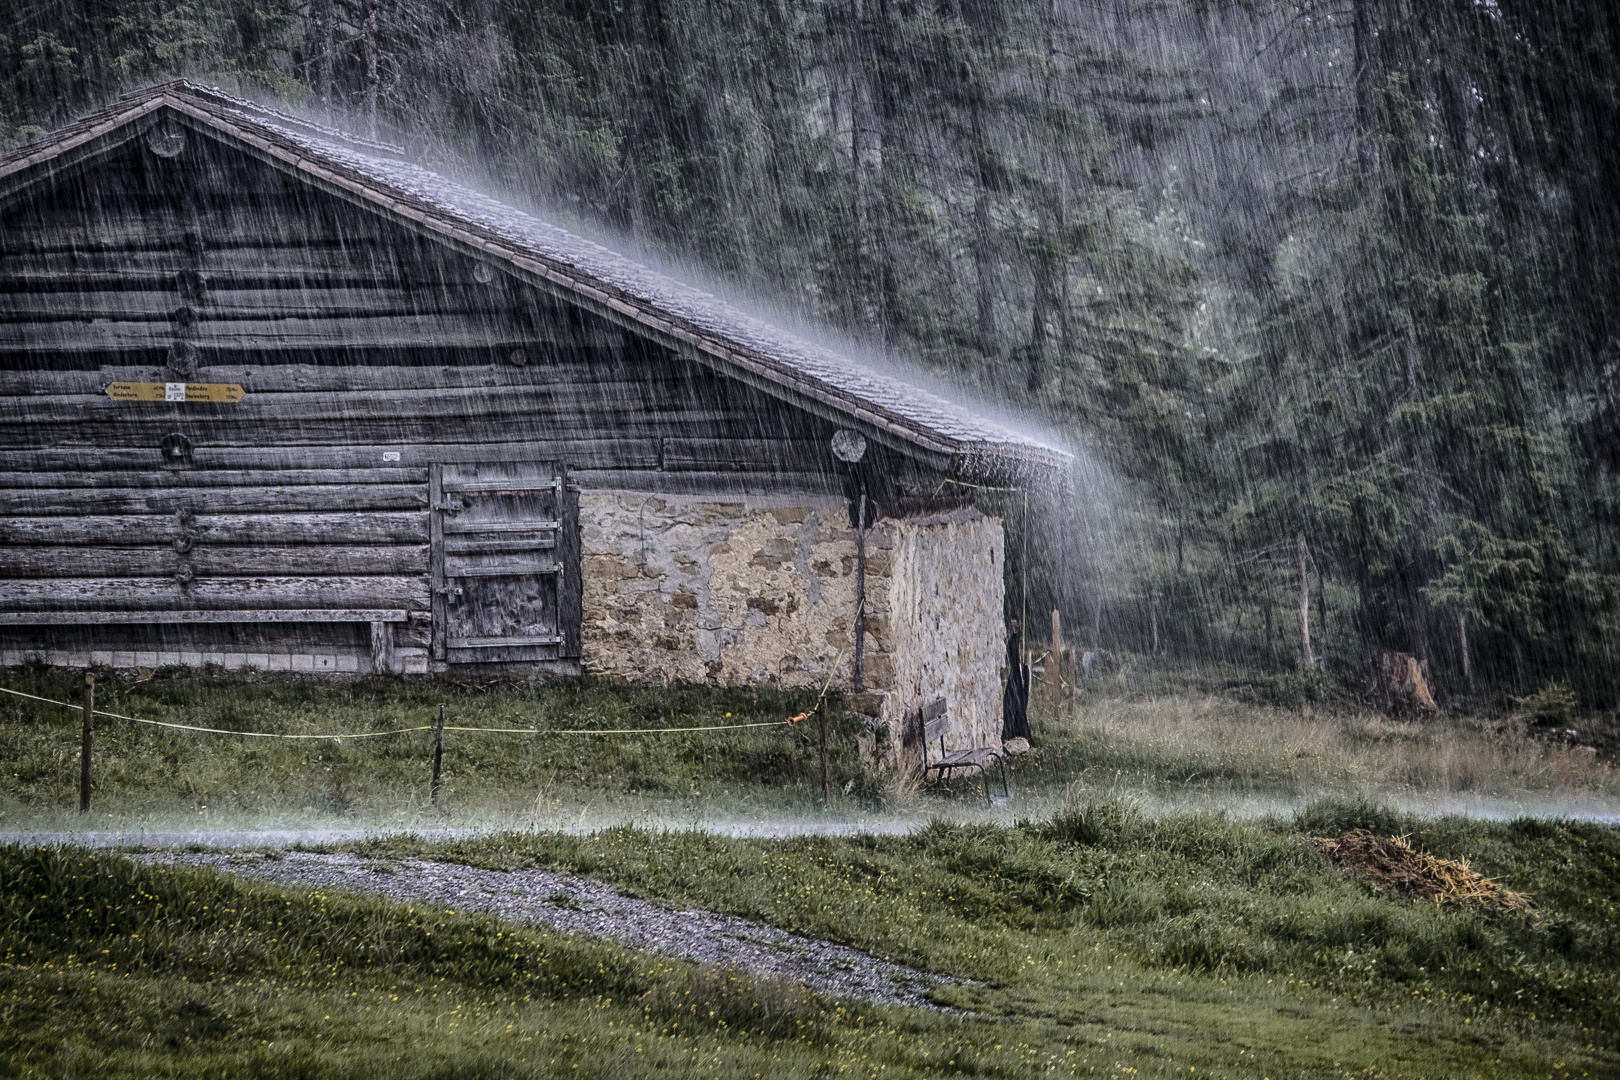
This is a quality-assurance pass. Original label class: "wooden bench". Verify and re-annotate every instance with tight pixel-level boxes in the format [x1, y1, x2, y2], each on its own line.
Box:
[918, 697, 1009, 806]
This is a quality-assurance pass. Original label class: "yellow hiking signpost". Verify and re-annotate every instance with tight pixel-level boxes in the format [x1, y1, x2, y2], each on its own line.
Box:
[106, 382, 246, 403]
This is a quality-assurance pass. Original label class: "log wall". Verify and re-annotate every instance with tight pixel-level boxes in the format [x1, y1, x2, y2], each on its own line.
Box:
[0, 129, 902, 673]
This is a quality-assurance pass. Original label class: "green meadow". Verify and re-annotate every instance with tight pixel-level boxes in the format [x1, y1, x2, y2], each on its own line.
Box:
[2, 800, 1618, 1078]
[1, 664, 1615, 829]
[0, 664, 1617, 1077]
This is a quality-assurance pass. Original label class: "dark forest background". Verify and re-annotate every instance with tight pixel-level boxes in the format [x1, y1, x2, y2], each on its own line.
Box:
[3, 0, 1618, 706]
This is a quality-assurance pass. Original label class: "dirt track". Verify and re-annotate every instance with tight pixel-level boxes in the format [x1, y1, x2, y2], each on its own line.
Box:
[133, 849, 960, 1011]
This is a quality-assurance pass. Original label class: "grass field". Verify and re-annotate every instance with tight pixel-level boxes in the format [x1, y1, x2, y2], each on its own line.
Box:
[2, 799, 1617, 1077]
[0, 663, 1615, 830]
[1, 663, 1617, 1076]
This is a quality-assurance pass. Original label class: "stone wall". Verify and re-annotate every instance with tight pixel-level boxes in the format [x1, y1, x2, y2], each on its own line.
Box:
[578, 491, 1007, 769]
[876, 508, 1007, 763]
[579, 492, 861, 687]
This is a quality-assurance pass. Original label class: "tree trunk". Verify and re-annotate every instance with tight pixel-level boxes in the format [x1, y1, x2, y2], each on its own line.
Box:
[308, 0, 336, 120]
[1030, 243, 1050, 391]
[1298, 532, 1316, 669]
[874, 0, 900, 348]
[1150, 594, 1160, 657]
[849, 0, 867, 326]
[1316, 553, 1328, 668]
[1458, 611, 1473, 692]
[1048, 0, 1072, 360]
[360, 0, 380, 140]
[972, 100, 997, 360]
[1403, 323, 1434, 664]
[1353, 0, 1379, 176]
[614, 0, 649, 240]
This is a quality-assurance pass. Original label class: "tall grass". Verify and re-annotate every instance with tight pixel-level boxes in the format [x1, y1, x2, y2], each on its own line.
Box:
[1028, 687, 1618, 801]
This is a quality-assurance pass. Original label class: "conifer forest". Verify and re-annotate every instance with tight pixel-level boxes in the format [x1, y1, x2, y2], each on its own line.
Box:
[3, 0, 1618, 704]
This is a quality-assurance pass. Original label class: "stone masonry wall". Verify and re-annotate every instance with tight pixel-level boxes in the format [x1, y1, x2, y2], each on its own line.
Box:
[873, 509, 1007, 764]
[579, 492, 1007, 770]
[579, 493, 863, 687]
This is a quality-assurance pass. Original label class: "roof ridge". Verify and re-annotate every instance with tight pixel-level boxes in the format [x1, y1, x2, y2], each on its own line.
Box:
[159, 81, 410, 158]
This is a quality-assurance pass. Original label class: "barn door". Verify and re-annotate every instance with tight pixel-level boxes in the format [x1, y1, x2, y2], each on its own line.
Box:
[429, 462, 580, 664]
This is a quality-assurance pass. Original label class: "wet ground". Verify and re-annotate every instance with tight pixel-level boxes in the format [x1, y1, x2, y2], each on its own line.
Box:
[5, 787, 1618, 851]
[6, 793, 1613, 854]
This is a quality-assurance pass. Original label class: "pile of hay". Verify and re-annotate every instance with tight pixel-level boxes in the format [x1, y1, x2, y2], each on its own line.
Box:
[1311, 829, 1535, 913]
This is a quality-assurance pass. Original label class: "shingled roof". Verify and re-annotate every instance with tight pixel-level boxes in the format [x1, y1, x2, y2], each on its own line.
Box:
[0, 81, 1070, 479]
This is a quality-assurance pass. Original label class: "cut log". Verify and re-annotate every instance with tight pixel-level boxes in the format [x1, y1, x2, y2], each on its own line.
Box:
[0, 544, 429, 578]
[0, 608, 407, 626]
[0, 574, 429, 612]
[0, 468, 426, 489]
[1369, 651, 1438, 712]
[0, 484, 427, 516]
[0, 511, 428, 546]
[0, 313, 623, 353]
[0, 440, 660, 473]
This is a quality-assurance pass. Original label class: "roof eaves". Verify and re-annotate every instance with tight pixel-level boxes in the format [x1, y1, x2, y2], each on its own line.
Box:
[0, 97, 167, 188]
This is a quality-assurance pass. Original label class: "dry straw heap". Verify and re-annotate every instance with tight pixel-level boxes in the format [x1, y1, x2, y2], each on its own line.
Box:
[1311, 829, 1536, 914]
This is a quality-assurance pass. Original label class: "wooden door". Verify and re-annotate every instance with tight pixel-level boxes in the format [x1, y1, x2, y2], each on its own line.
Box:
[429, 461, 580, 664]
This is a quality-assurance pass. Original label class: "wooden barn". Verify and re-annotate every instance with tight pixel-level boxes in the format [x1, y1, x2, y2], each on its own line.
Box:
[0, 82, 1067, 762]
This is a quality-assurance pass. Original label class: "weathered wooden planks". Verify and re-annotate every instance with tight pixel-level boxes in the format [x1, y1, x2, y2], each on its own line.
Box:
[0, 286, 521, 319]
[0, 441, 659, 473]
[0, 468, 427, 488]
[0, 313, 622, 353]
[0, 608, 408, 626]
[0, 512, 428, 546]
[0, 415, 739, 450]
[0, 575, 430, 611]
[0, 362, 630, 396]
[0, 381, 714, 426]
[2, 207, 393, 252]
[0, 544, 429, 578]
[0, 484, 427, 516]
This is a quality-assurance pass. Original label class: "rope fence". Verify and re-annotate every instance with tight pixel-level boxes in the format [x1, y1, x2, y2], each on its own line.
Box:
[0, 685, 789, 740]
[0, 682, 816, 813]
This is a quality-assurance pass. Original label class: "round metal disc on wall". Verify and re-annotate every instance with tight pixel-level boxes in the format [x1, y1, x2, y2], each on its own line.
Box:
[146, 125, 187, 159]
[830, 428, 868, 463]
[472, 263, 497, 283]
[159, 432, 194, 465]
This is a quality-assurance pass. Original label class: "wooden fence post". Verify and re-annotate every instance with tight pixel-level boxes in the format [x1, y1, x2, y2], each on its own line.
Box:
[1047, 609, 1063, 711]
[818, 697, 830, 808]
[79, 672, 94, 813]
[430, 703, 446, 804]
[1066, 649, 1077, 719]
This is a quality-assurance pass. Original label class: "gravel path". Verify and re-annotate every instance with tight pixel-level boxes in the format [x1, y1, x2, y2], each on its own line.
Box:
[136, 851, 959, 1011]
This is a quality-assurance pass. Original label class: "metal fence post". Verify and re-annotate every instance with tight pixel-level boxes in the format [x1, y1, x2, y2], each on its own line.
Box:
[430, 704, 446, 804]
[818, 697, 830, 808]
[79, 672, 95, 813]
